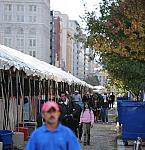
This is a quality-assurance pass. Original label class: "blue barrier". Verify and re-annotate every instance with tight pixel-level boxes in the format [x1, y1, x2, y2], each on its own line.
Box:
[0, 130, 13, 149]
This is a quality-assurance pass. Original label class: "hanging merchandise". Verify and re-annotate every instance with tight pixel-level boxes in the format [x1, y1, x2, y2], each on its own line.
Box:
[9, 70, 15, 130]
[33, 79, 36, 121]
[41, 95, 46, 101]
[55, 82, 57, 100]
[0, 98, 4, 129]
[28, 79, 31, 121]
[16, 71, 19, 129]
[38, 80, 42, 114]
[1, 70, 11, 130]
[47, 80, 50, 101]
[23, 96, 29, 121]
[21, 72, 25, 126]
[18, 72, 24, 125]
[9, 97, 17, 130]
[50, 80, 52, 100]
[41, 80, 46, 101]
[0, 70, 6, 129]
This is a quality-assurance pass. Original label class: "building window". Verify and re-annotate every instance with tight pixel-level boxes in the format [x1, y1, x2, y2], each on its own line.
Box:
[29, 51, 32, 56]
[29, 16, 32, 22]
[29, 51, 36, 57]
[17, 39, 24, 48]
[4, 38, 12, 47]
[17, 5, 24, 11]
[17, 15, 24, 22]
[29, 5, 37, 12]
[29, 39, 36, 47]
[33, 51, 36, 57]
[4, 27, 11, 34]
[4, 4, 12, 11]
[4, 15, 12, 21]
[33, 16, 36, 22]
[17, 28, 24, 35]
[29, 28, 36, 35]
[29, 16, 36, 22]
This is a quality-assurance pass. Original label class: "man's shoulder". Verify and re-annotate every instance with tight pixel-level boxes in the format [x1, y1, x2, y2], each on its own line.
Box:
[31, 125, 45, 136]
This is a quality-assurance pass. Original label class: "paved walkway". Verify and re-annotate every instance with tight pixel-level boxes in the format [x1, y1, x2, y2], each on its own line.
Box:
[23, 105, 145, 150]
[81, 108, 117, 150]
[23, 108, 117, 150]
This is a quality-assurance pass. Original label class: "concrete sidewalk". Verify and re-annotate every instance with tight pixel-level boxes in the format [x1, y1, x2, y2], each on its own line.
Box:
[81, 108, 117, 150]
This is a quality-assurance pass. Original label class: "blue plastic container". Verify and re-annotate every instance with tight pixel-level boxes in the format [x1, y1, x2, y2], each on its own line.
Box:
[117, 97, 129, 101]
[121, 101, 145, 140]
[117, 99, 133, 124]
[0, 130, 13, 149]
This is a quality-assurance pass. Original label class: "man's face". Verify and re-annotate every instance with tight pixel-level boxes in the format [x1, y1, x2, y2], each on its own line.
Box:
[42, 108, 60, 125]
[61, 95, 66, 101]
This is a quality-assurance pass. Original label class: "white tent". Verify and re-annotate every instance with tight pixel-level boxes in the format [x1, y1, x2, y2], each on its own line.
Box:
[93, 85, 107, 94]
[0, 44, 93, 88]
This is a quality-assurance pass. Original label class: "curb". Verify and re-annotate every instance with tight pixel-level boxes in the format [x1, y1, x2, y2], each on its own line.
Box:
[117, 139, 125, 150]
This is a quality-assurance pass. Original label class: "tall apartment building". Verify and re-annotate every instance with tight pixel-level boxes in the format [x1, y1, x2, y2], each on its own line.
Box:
[67, 20, 89, 79]
[54, 11, 69, 71]
[0, 0, 50, 63]
[53, 12, 61, 68]
[66, 29, 73, 73]
[53, 12, 88, 77]
[84, 48, 95, 80]
[50, 11, 55, 65]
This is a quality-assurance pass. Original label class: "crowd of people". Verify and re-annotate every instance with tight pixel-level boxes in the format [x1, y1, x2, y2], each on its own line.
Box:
[26, 91, 115, 150]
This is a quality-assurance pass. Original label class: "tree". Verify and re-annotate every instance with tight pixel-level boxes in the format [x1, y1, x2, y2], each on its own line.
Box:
[83, 0, 145, 96]
[85, 0, 145, 61]
[100, 52, 145, 95]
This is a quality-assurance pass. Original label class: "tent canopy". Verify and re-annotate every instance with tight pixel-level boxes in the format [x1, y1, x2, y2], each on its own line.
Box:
[0, 44, 93, 88]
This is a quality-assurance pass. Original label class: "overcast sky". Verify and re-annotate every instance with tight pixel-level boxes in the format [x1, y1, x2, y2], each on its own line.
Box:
[50, 0, 102, 22]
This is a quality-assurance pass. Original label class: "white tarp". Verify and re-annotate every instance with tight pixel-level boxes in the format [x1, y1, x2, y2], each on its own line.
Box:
[0, 44, 93, 88]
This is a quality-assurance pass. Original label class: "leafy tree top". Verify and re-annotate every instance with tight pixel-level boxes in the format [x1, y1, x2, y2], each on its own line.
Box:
[85, 0, 145, 61]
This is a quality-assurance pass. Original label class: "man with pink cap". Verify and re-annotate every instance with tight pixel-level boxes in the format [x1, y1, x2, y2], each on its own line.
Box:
[26, 101, 81, 150]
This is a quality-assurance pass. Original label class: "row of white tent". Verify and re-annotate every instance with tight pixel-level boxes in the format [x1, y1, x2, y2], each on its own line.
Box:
[0, 44, 93, 89]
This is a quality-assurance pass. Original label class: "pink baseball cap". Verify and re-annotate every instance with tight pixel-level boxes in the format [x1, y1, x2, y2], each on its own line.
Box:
[42, 101, 59, 112]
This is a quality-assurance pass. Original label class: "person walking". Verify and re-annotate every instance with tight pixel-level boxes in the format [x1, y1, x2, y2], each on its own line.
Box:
[73, 91, 82, 102]
[101, 93, 109, 124]
[110, 92, 115, 108]
[82, 92, 94, 108]
[80, 102, 94, 146]
[92, 99, 100, 122]
[26, 101, 81, 150]
[58, 93, 81, 137]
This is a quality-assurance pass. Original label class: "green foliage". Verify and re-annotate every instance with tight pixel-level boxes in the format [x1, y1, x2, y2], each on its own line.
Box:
[101, 52, 145, 94]
[85, 0, 145, 61]
[84, 0, 145, 95]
